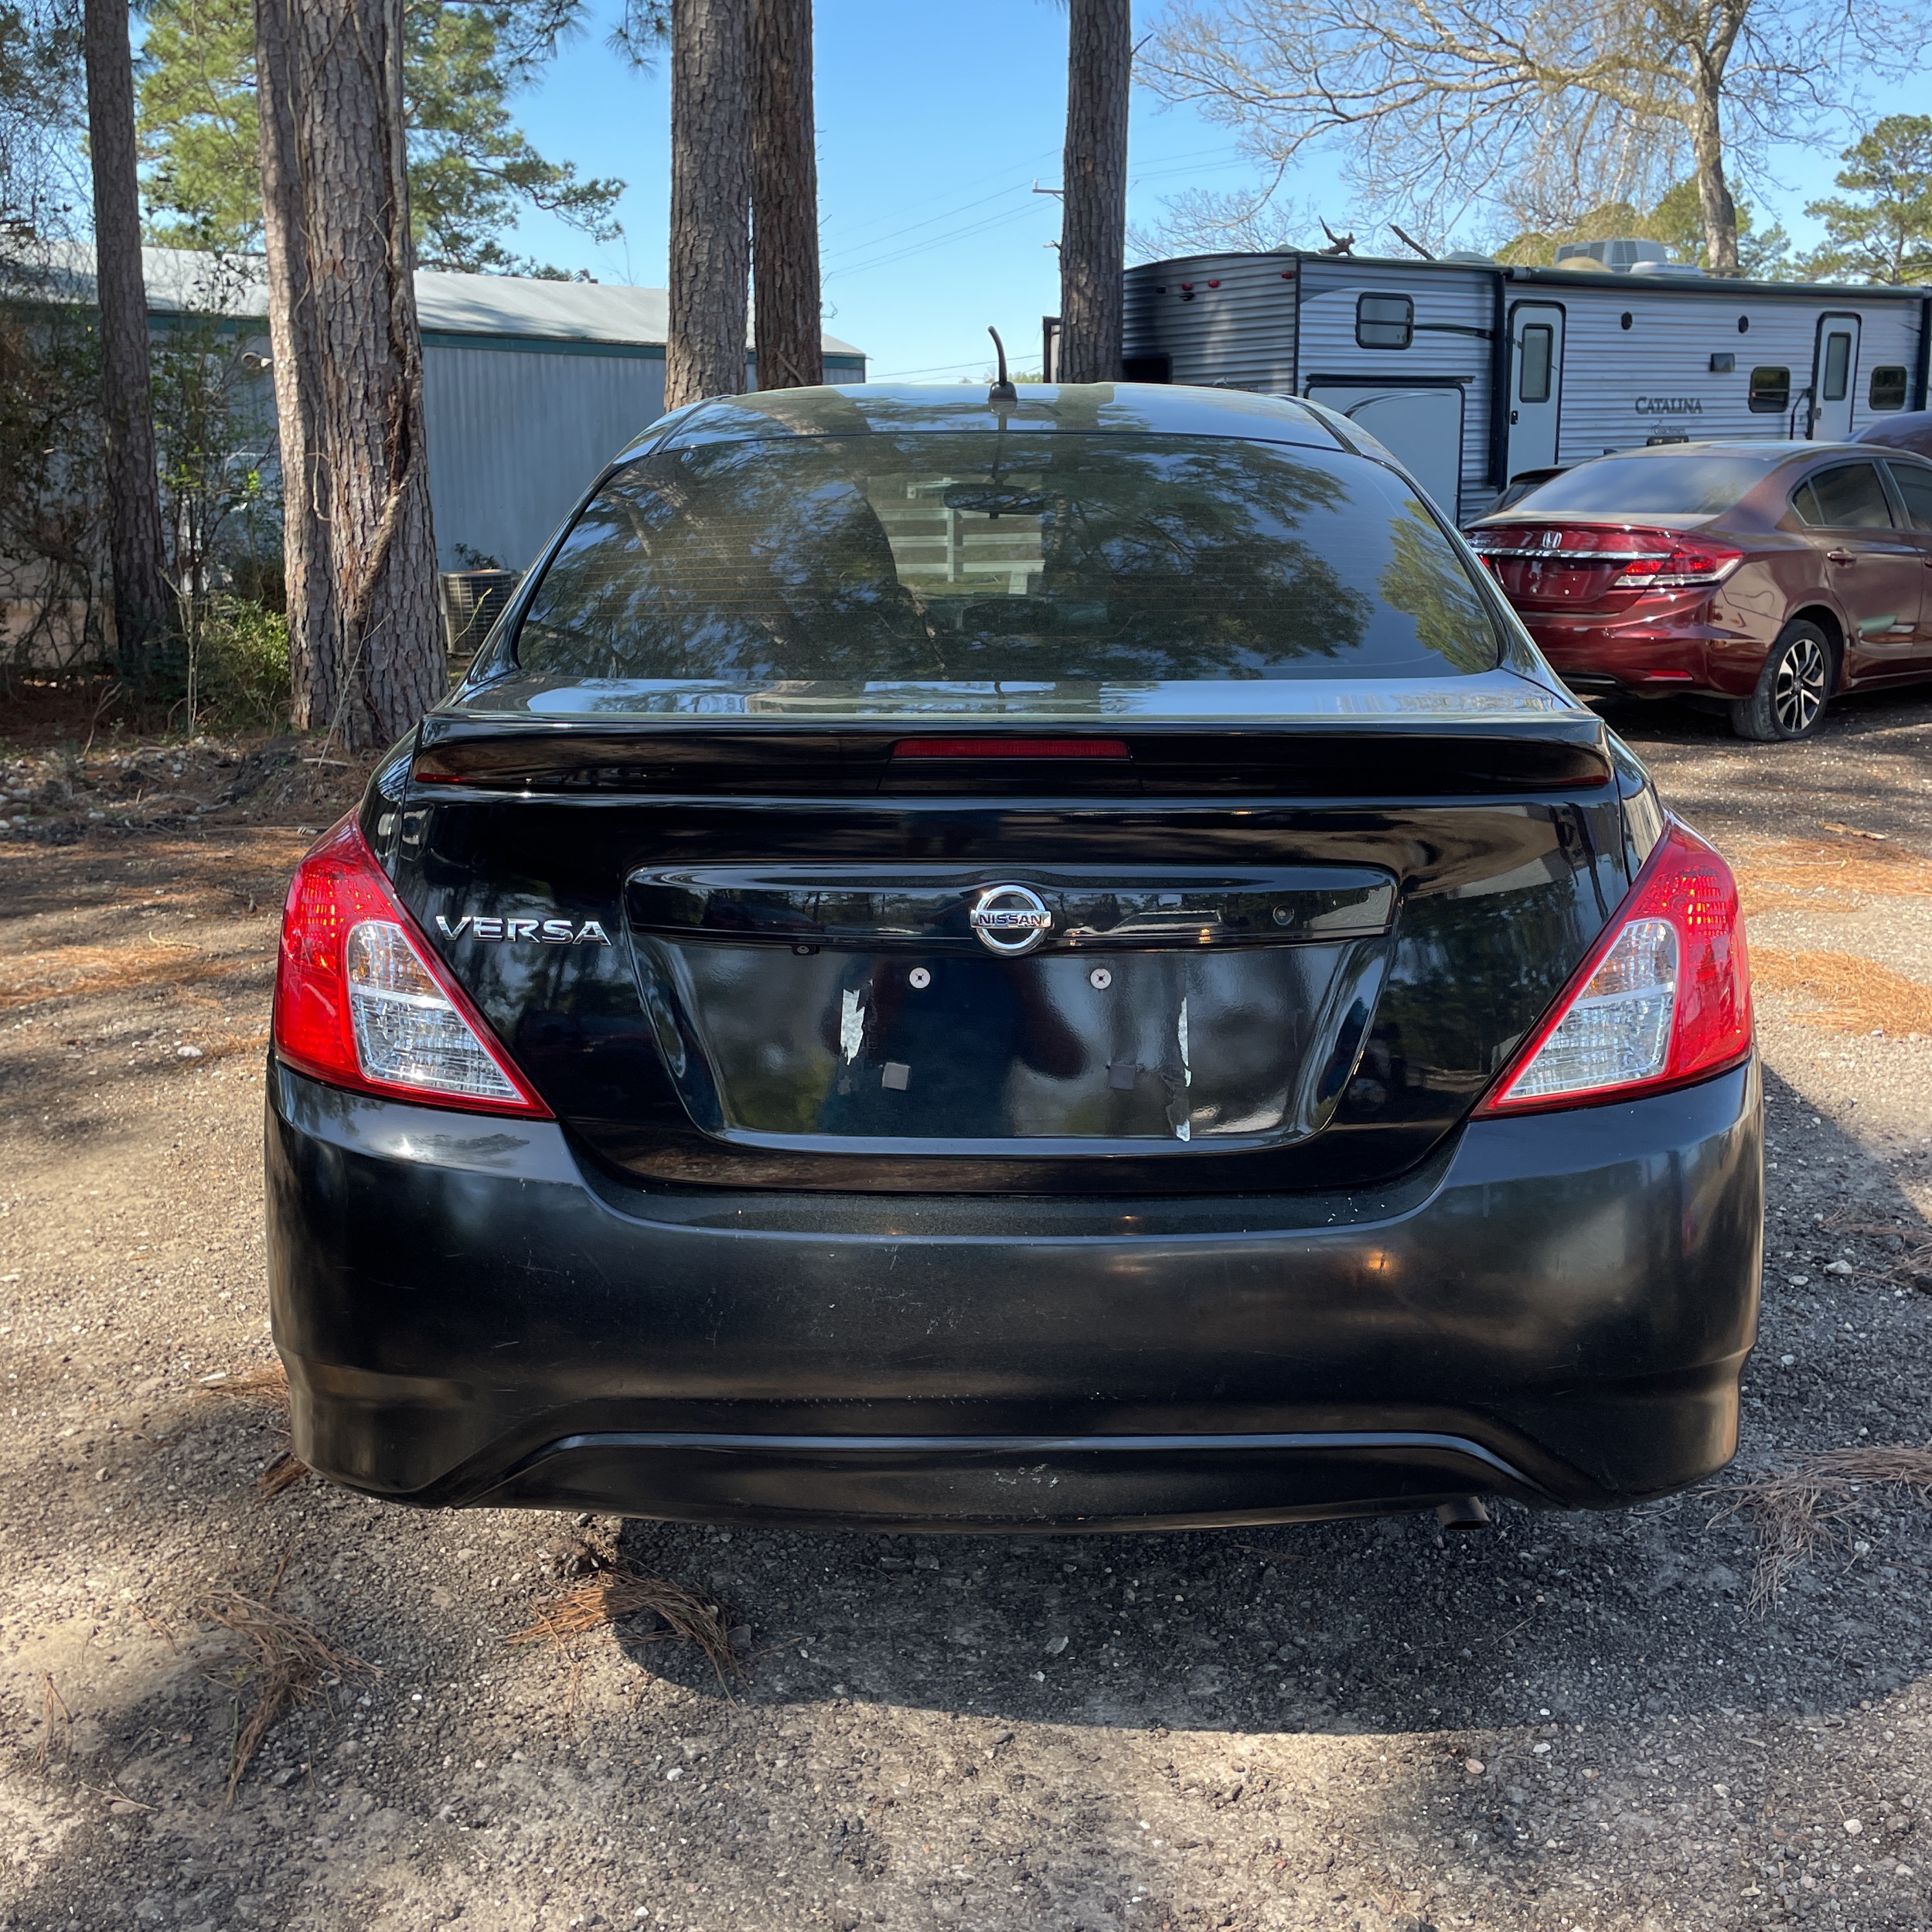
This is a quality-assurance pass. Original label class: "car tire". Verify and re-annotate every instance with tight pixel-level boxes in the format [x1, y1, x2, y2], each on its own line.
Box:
[1729, 622, 1832, 741]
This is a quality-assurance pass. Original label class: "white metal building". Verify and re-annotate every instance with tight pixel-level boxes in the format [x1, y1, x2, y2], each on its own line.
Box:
[1118, 249, 1931, 524]
[32, 245, 867, 573]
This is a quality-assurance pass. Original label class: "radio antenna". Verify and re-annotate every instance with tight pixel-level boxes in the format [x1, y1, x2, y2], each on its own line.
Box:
[986, 327, 1017, 404]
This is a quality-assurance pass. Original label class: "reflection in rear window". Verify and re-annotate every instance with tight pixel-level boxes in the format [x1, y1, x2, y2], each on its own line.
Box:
[1511, 454, 1780, 515]
[513, 433, 1499, 684]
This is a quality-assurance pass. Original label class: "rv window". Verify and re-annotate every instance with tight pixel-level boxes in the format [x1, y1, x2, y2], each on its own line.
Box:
[1518, 325, 1554, 404]
[1869, 365, 1909, 411]
[1747, 366, 1791, 414]
[1791, 463, 1893, 530]
[1356, 294, 1413, 350]
[1884, 463, 1932, 531]
[1821, 331, 1853, 403]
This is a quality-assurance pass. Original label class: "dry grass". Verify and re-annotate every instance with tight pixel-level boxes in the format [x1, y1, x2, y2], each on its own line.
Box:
[1748, 948, 1932, 1038]
[1709, 1446, 1932, 1609]
[1733, 833, 1932, 922]
[509, 1563, 744, 1688]
[202, 1570, 374, 1801]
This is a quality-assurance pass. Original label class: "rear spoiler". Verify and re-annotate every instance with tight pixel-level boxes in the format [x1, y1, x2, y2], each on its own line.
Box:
[411, 718, 1613, 799]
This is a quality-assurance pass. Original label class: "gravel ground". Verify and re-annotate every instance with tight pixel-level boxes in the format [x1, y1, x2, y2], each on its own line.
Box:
[2, 693, 1930, 1932]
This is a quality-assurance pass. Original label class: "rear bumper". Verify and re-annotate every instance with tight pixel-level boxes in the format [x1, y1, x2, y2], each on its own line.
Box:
[1522, 605, 1767, 700]
[265, 1058, 1763, 1528]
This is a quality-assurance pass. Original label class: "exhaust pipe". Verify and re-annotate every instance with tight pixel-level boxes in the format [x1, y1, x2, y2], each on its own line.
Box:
[1435, 1496, 1491, 1531]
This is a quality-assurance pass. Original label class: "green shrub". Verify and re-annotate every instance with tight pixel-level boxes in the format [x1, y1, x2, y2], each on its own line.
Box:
[186, 596, 290, 731]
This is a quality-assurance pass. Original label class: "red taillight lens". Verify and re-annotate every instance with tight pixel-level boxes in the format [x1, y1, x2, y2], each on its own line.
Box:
[1466, 524, 1743, 591]
[1475, 819, 1750, 1116]
[273, 815, 551, 1117]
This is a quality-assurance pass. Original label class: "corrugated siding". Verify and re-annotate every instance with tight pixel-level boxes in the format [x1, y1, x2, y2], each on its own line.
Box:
[1123, 254, 1298, 390]
[423, 345, 667, 571]
[422, 345, 869, 571]
[1297, 259, 1497, 523]
[1545, 285, 1926, 461]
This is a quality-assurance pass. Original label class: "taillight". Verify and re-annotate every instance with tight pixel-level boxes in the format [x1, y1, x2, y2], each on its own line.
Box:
[273, 816, 550, 1117]
[1467, 524, 1744, 591]
[1475, 819, 1750, 1116]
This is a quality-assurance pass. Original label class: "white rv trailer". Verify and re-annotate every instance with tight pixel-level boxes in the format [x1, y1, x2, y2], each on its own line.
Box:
[1106, 250, 1932, 524]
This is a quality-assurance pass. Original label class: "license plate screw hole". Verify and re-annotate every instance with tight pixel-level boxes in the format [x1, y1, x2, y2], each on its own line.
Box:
[908, 966, 931, 990]
[1089, 966, 1113, 990]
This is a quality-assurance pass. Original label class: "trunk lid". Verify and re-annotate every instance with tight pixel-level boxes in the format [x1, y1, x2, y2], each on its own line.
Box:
[383, 693, 1629, 1196]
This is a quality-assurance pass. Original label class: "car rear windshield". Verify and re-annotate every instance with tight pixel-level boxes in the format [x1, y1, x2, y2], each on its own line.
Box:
[1510, 453, 1780, 516]
[513, 432, 1500, 683]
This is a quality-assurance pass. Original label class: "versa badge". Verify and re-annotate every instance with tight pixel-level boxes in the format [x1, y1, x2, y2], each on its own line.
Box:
[436, 915, 612, 945]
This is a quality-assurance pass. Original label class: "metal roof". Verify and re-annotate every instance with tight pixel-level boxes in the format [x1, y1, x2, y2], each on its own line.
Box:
[13, 241, 864, 356]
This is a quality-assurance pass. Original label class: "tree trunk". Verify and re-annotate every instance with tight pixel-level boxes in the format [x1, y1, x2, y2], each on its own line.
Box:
[271, 0, 442, 750]
[81, 0, 172, 672]
[1689, 72, 1740, 276]
[254, 0, 336, 731]
[666, 0, 752, 411]
[1058, 0, 1131, 385]
[751, 0, 822, 390]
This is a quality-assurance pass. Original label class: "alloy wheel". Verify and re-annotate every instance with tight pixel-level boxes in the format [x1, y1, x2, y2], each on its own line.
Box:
[1772, 635, 1827, 736]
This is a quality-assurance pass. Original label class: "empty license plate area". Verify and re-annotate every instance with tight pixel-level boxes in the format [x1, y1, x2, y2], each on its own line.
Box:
[625, 867, 1396, 1148]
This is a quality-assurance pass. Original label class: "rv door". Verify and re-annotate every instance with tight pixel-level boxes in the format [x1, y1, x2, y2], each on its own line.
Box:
[1303, 384, 1465, 518]
[1505, 304, 1565, 479]
[1811, 315, 1861, 441]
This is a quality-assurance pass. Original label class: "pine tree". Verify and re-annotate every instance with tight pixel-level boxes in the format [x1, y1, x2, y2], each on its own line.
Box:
[751, 0, 821, 390]
[664, 0, 752, 411]
[1058, 0, 1130, 384]
[81, 0, 172, 667]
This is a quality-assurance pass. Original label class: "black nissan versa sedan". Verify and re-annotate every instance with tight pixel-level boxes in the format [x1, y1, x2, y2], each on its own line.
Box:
[264, 382, 1761, 1534]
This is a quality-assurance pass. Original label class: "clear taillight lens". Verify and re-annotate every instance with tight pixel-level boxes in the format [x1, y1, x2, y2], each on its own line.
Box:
[345, 920, 521, 1102]
[1499, 918, 1677, 1101]
[1477, 821, 1750, 1115]
[274, 816, 549, 1117]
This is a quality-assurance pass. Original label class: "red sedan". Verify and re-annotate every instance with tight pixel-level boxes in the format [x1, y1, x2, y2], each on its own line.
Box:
[1464, 441, 1932, 740]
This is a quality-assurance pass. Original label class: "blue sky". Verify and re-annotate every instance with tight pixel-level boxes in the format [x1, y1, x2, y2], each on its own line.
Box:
[502, 0, 1923, 380]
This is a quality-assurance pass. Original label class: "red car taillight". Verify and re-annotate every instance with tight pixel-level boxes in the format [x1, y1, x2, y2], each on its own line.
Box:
[1467, 524, 1745, 591]
[1475, 819, 1750, 1116]
[273, 815, 551, 1118]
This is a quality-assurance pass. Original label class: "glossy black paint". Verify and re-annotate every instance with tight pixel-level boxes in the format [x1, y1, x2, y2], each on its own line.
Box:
[376, 738, 1633, 1195]
[280, 381, 1757, 1532]
[264, 1058, 1762, 1527]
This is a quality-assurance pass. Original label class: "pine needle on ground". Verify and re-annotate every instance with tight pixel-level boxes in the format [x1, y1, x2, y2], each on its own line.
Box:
[194, 1361, 314, 1498]
[201, 1574, 374, 1803]
[194, 1362, 289, 1401]
[1709, 1446, 1932, 1610]
[509, 1565, 742, 1688]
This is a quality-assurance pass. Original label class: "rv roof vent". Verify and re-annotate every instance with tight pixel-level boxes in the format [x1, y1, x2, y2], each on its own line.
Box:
[1627, 258, 1705, 277]
[1442, 249, 1497, 264]
[1553, 237, 1672, 273]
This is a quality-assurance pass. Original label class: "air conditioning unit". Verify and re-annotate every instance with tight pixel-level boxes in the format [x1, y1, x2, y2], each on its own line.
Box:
[439, 570, 521, 658]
